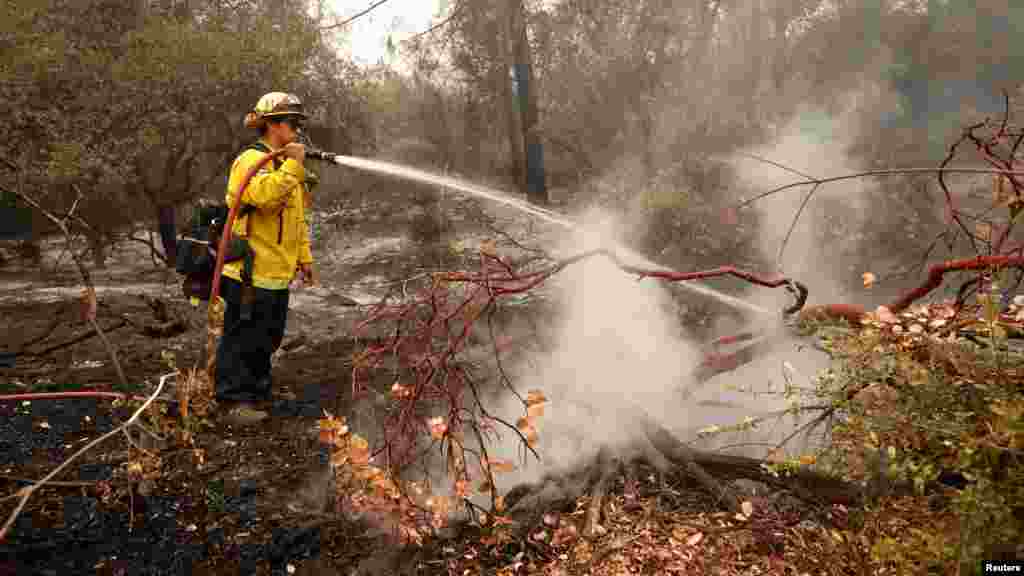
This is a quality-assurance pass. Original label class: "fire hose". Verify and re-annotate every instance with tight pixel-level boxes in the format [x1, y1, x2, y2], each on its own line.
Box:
[205, 139, 336, 376]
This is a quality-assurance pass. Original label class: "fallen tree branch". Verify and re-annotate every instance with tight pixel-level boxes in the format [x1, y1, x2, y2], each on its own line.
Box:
[22, 319, 130, 357]
[784, 254, 1024, 332]
[6, 184, 129, 390]
[0, 371, 176, 543]
[15, 308, 68, 354]
[640, 416, 743, 514]
[887, 254, 1024, 313]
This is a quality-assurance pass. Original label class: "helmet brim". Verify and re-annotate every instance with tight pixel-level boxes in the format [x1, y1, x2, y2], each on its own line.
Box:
[262, 111, 308, 119]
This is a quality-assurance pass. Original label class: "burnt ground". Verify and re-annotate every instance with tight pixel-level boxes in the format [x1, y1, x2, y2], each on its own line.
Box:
[0, 294, 370, 575]
[0, 185, 573, 576]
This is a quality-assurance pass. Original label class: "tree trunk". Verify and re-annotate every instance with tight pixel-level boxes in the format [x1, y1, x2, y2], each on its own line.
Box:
[90, 232, 107, 270]
[513, 6, 547, 205]
[157, 205, 176, 267]
[504, 0, 525, 192]
[135, 0, 148, 29]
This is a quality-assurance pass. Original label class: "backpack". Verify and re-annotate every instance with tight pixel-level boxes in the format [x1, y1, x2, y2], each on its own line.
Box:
[175, 141, 283, 301]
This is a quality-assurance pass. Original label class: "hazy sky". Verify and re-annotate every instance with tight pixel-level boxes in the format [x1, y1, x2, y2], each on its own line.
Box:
[326, 0, 445, 66]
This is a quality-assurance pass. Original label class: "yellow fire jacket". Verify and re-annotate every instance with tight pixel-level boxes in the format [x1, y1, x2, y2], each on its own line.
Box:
[221, 139, 314, 290]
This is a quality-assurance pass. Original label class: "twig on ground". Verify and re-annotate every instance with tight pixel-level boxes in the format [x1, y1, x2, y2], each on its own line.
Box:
[22, 319, 130, 357]
[88, 316, 127, 390]
[0, 477, 96, 489]
[0, 371, 176, 542]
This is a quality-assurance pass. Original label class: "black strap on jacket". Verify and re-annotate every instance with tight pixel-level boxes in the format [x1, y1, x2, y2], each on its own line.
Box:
[242, 140, 288, 245]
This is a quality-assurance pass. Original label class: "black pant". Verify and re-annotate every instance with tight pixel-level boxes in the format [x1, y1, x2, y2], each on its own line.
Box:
[214, 276, 290, 403]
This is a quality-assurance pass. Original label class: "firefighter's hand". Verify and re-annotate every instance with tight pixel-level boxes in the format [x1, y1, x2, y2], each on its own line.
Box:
[283, 143, 306, 164]
[298, 263, 315, 286]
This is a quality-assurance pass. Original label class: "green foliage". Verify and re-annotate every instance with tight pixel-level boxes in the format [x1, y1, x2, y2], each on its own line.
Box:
[206, 478, 226, 513]
[1, 0, 370, 251]
[812, 315, 1024, 573]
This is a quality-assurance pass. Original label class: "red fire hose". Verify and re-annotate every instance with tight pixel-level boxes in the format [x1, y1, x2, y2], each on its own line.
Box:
[203, 148, 288, 376]
[209, 148, 288, 305]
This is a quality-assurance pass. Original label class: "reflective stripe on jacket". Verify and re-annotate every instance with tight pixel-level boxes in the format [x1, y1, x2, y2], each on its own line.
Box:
[221, 139, 314, 290]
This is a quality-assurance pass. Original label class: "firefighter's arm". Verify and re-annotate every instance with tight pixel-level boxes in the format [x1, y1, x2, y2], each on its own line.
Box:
[226, 150, 306, 210]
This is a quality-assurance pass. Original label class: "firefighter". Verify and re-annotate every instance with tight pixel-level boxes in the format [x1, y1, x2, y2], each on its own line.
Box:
[215, 92, 316, 425]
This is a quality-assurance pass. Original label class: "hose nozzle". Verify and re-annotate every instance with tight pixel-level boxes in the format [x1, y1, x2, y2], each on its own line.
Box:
[305, 148, 334, 161]
[297, 130, 335, 162]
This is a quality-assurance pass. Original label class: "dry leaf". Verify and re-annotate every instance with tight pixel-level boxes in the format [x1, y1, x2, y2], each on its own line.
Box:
[686, 532, 704, 547]
[551, 524, 579, 546]
[318, 429, 337, 445]
[391, 382, 412, 399]
[454, 478, 469, 498]
[523, 426, 538, 448]
[492, 515, 515, 526]
[428, 416, 448, 440]
[479, 239, 498, 257]
[81, 286, 97, 323]
[874, 306, 898, 324]
[741, 500, 754, 517]
[526, 390, 547, 406]
[976, 222, 993, 242]
[516, 417, 539, 446]
[348, 435, 370, 465]
[527, 403, 545, 419]
[862, 272, 876, 289]
[487, 459, 516, 473]
[318, 415, 349, 444]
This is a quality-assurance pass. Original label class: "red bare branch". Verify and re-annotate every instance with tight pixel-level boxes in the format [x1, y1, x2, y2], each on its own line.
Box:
[888, 255, 1024, 313]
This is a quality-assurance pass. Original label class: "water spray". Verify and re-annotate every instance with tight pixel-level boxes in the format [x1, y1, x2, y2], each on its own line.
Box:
[295, 140, 776, 318]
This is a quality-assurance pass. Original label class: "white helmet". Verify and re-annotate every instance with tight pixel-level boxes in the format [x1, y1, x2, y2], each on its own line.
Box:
[244, 92, 307, 129]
